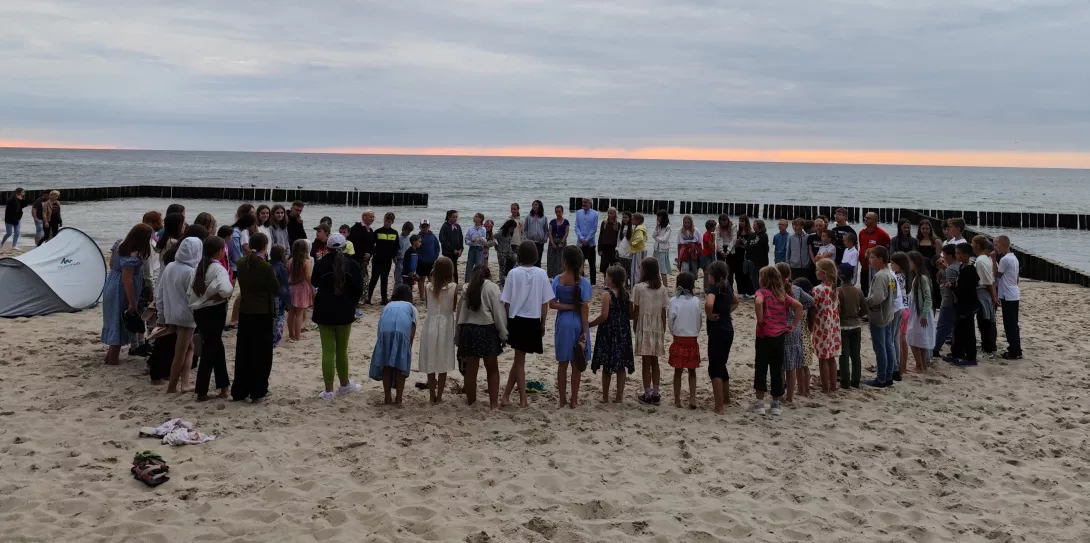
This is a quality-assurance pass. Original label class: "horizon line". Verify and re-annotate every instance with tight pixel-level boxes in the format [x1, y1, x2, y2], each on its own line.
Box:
[4, 140, 1090, 169]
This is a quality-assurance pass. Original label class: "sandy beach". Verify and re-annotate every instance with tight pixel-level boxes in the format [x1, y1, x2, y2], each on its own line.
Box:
[2, 267, 1089, 542]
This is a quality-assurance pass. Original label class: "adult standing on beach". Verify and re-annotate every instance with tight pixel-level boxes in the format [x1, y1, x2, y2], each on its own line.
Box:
[42, 190, 62, 242]
[506, 202, 524, 248]
[232, 232, 279, 402]
[416, 220, 441, 302]
[287, 200, 307, 245]
[348, 210, 376, 292]
[832, 208, 856, 262]
[368, 212, 400, 305]
[806, 218, 827, 283]
[598, 208, 620, 277]
[439, 209, 464, 282]
[267, 205, 290, 249]
[2, 187, 28, 250]
[102, 223, 152, 366]
[858, 212, 890, 296]
[524, 200, 549, 269]
[31, 190, 49, 245]
[312, 233, 365, 401]
[575, 198, 600, 285]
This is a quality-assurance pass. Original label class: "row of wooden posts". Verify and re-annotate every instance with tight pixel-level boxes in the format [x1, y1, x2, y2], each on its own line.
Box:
[0, 186, 429, 208]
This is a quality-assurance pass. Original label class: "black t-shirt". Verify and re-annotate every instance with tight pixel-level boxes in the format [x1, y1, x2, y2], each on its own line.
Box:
[287, 212, 307, 245]
[807, 233, 825, 266]
[706, 283, 735, 333]
[31, 197, 45, 219]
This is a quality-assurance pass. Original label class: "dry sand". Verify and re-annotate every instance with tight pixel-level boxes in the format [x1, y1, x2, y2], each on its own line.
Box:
[2, 265, 1089, 542]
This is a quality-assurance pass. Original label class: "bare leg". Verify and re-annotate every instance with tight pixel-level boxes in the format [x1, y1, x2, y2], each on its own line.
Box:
[569, 366, 581, 408]
[436, 373, 447, 402]
[673, 368, 683, 407]
[484, 356, 500, 409]
[601, 372, 612, 403]
[817, 357, 829, 393]
[899, 332, 908, 374]
[641, 356, 653, 394]
[427, 373, 437, 403]
[556, 363, 568, 408]
[614, 372, 626, 403]
[394, 372, 405, 405]
[383, 368, 393, 404]
[167, 327, 195, 393]
[650, 356, 660, 390]
[801, 367, 812, 397]
[105, 345, 121, 365]
[230, 296, 240, 326]
[465, 358, 480, 405]
[503, 351, 528, 407]
[784, 369, 796, 403]
[687, 368, 697, 407]
[712, 378, 725, 414]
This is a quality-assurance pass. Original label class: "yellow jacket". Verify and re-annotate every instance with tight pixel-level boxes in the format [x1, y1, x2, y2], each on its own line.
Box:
[630, 225, 648, 253]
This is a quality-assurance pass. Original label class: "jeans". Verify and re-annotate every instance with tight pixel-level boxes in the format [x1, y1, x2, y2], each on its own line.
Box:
[33, 219, 44, 242]
[193, 303, 229, 396]
[934, 306, 956, 356]
[869, 321, 894, 382]
[2, 221, 19, 248]
[754, 335, 786, 397]
[368, 261, 392, 303]
[838, 327, 862, 388]
[581, 245, 597, 285]
[466, 245, 484, 282]
[1000, 300, 1021, 356]
[318, 324, 352, 388]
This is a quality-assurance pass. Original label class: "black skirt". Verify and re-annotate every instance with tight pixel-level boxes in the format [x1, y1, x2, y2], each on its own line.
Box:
[507, 316, 544, 354]
[458, 323, 504, 359]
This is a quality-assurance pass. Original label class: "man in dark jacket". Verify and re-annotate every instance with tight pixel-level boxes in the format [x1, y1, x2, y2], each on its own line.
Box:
[367, 212, 400, 305]
[438, 209, 464, 282]
[287, 200, 307, 245]
[3, 187, 28, 250]
[347, 210, 376, 298]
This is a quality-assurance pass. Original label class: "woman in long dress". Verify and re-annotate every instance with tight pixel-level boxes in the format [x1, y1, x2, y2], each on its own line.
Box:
[102, 224, 153, 365]
[418, 256, 458, 403]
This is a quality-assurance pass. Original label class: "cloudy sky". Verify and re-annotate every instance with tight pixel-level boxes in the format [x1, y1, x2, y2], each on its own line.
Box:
[1, 0, 1088, 167]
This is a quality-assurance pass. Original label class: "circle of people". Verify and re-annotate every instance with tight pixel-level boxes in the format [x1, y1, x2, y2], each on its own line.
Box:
[100, 198, 1023, 415]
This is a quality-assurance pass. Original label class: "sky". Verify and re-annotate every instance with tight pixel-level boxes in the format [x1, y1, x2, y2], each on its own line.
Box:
[2, 0, 1089, 168]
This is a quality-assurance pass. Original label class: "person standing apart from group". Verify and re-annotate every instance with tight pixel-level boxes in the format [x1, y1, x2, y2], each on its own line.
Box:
[547, 206, 569, 279]
[2, 187, 29, 250]
[232, 233, 279, 403]
[992, 235, 1022, 360]
[312, 233, 365, 401]
[464, 213, 488, 283]
[524, 200, 549, 269]
[574, 198, 600, 285]
[438, 210, 464, 282]
[550, 246, 593, 408]
[415, 220, 441, 302]
[858, 212, 891, 296]
[368, 212, 400, 305]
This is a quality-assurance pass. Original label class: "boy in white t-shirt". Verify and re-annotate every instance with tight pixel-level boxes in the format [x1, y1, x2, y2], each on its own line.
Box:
[943, 217, 967, 246]
[972, 235, 999, 356]
[992, 235, 1022, 359]
[500, 241, 555, 408]
[839, 231, 860, 285]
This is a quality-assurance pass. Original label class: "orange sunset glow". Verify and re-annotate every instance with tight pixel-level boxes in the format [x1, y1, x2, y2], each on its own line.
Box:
[291, 146, 1090, 169]
[0, 139, 121, 150]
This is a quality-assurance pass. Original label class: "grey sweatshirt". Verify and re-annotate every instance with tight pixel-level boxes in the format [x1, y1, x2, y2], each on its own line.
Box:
[864, 267, 895, 326]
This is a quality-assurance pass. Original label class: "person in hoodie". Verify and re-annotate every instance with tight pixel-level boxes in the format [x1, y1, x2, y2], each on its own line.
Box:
[188, 236, 234, 400]
[438, 209, 464, 282]
[785, 218, 811, 285]
[863, 246, 897, 388]
[416, 220, 441, 302]
[158, 237, 202, 393]
[312, 234, 365, 401]
[368, 212, 400, 305]
[347, 210, 376, 294]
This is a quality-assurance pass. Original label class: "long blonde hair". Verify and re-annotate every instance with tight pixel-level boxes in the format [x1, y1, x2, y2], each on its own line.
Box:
[815, 259, 840, 303]
[759, 265, 786, 301]
[431, 256, 455, 297]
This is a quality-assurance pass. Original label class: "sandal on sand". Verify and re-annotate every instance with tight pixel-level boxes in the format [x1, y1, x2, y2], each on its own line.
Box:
[131, 451, 169, 473]
[525, 381, 546, 393]
[132, 464, 170, 487]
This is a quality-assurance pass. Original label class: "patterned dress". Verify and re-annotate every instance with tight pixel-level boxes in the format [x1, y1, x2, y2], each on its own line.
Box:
[811, 283, 842, 358]
[782, 284, 813, 371]
[591, 289, 634, 374]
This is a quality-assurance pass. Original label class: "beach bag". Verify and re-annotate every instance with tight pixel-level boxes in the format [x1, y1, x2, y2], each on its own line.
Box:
[571, 282, 588, 372]
[124, 310, 146, 334]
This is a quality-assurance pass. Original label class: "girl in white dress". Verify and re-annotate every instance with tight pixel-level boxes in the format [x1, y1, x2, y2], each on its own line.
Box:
[419, 256, 458, 403]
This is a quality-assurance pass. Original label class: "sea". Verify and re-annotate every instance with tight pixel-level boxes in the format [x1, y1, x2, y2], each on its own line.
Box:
[2, 148, 1088, 271]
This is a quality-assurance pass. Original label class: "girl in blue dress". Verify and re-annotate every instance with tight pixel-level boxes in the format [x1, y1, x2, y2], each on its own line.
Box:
[550, 246, 592, 409]
[102, 223, 152, 365]
[369, 285, 417, 405]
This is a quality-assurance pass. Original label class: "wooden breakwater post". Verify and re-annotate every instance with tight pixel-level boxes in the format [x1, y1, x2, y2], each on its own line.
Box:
[0, 186, 428, 207]
[567, 197, 673, 215]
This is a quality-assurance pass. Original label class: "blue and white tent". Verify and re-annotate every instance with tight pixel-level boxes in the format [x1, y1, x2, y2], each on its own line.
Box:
[0, 228, 107, 317]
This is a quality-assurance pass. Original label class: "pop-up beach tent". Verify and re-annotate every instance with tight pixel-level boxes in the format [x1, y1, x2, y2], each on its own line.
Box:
[0, 227, 107, 317]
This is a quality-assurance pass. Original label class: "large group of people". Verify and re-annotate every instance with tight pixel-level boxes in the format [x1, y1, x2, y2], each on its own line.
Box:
[93, 196, 1024, 414]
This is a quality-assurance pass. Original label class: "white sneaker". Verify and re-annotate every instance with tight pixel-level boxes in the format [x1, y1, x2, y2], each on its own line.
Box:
[337, 381, 363, 396]
[748, 400, 766, 414]
[770, 402, 782, 416]
[318, 391, 335, 401]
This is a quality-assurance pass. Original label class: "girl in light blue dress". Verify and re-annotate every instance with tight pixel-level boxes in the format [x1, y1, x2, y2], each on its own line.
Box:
[550, 246, 592, 409]
[102, 224, 152, 365]
[369, 285, 417, 405]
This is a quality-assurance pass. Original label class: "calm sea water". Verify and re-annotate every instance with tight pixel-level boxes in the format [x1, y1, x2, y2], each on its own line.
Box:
[3, 149, 1089, 270]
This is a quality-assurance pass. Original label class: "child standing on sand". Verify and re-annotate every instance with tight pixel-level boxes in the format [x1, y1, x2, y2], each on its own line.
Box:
[752, 266, 804, 416]
[501, 241, 556, 408]
[287, 239, 312, 341]
[628, 213, 649, 284]
[369, 285, 416, 405]
[812, 259, 842, 393]
[906, 251, 935, 373]
[668, 272, 702, 409]
[633, 257, 668, 405]
[589, 265, 634, 403]
[704, 261, 738, 414]
[776, 263, 813, 403]
[418, 256, 458, 403]
[837, 267, 866, 389]
[890, 252, 910, 381]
